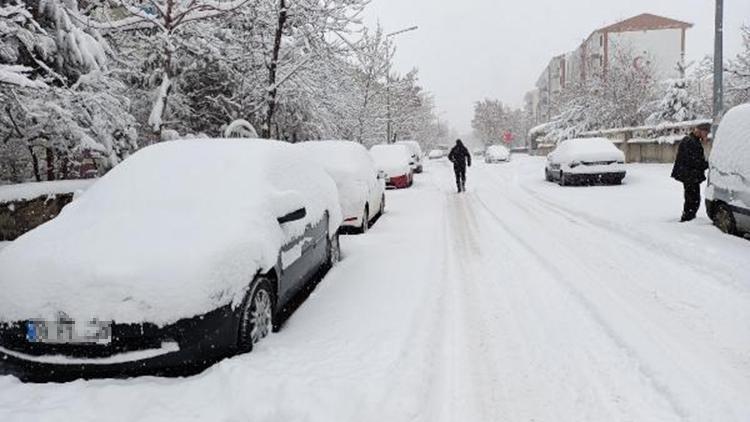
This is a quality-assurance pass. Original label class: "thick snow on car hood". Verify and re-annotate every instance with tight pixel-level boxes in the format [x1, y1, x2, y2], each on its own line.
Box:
[552, 138, 625, 164]
[487, 145, 510, 160]
[370, 144, 411, 176]
[0, 139, 341, 326]
[296, 141, 375, 218]
[711, 104, 750, 177]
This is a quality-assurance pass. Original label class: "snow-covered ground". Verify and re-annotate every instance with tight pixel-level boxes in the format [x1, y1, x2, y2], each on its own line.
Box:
[1, 156, 748, 422]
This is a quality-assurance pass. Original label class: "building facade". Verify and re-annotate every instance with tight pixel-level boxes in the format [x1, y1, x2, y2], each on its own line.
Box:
[528, 13, 693, 125]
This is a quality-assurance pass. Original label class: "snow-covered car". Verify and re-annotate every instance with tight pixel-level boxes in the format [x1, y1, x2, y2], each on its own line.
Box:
[545, 138, 626, 186]
[396, 140, 424, 173]
[428, 149, 445, 160]
[484, 145, 511, 163]
[297, 140, 386, 234]
[473, 148, 486, 157]
[369, 144, 414, 189]
[0, 139, 343, 381]
[706, 103, 750, 236]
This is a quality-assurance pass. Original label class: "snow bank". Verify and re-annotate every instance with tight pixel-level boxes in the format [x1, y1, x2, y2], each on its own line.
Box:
[0, 179, 95, 203]
[296, 141, 377, 219]
[369, 144, 411, 177]
[0, 139, 341, 326]
[711, 104, 750, 177]
[552, 138, 625, 164]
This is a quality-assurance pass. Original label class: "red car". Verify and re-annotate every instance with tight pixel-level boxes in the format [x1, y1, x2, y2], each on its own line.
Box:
[369, 144, 414, 189]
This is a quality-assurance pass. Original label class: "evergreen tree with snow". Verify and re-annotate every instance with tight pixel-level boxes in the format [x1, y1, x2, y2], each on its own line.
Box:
[647, 77, 702, 125]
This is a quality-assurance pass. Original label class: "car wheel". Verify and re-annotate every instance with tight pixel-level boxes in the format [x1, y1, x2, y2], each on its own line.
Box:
[713, 203, 737, 235]
[379, 194, 386, 216]
[545, 169, 553, 182]
[360, 206, 370, 234]
[327, 232, 341, 267]
[238, 276, 275, 353]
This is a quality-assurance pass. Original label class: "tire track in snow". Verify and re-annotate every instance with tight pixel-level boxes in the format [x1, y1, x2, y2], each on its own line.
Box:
[473, 162, 750, 421]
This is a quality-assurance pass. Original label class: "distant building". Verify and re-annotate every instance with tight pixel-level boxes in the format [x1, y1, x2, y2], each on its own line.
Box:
[527, 13, 693, 125]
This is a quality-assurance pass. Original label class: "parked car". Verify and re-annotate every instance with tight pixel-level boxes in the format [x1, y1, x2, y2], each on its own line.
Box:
[297, 140, 386, 234]
[370, 144, 413, 189]
[545, 138, 626, 186]
[706, 103, 750, 236]
[485, 145, 511, 163]
[396, 140, 424, 173]
[0, 139, 343, 381]
[428, 149, 445, 160]
[473, 148, 486, 157]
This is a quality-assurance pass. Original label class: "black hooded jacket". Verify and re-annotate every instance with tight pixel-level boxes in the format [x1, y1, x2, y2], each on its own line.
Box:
[671, 133, 708, 184]
[448, 142, 472, 169]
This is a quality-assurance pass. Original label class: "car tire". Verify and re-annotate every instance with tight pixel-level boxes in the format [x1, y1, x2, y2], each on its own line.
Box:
[237, 276, 275, 353]
[545, 169, 553, 182]
[360, 206, 370, 234]
[327, 232, 341, 267]
[713, 203, 737, 235]
[379, 194, 386, 217]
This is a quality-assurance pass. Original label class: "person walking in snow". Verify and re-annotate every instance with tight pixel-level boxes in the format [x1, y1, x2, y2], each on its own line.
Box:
[448, 139, 472, 193]
[671, 123, 710, 222]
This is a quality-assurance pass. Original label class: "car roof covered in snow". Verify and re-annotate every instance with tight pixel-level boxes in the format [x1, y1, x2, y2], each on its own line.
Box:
[486, 145, 510, 157]
[711, 103, 750, 177]
[0, 139, 342, 326]
[296, 140, 376, 180]
[552, 138, 625, 163]
[396, 140, 423, 155]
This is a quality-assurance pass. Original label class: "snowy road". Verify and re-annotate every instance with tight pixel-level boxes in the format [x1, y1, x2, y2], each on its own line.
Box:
[1, 156, 749, 421]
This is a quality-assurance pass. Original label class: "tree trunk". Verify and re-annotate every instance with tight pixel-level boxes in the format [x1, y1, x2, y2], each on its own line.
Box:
[28, 146, 41, 182]
[45, 147, 55, 181]
[263, 0, 288, 139]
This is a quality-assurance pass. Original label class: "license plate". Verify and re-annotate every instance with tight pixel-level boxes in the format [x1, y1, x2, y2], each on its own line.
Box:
[26, 319, 112, 345]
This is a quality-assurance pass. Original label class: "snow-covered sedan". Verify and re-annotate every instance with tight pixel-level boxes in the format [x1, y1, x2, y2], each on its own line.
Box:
[545, 138, 626, 186]
[0, 139, 342, 381]
[428, 149, 445, 160]
[370, 144, 414, 189]
[706, 103, 750, 236]
[485, 145, 511, 163]
[396, 140, 424, 173]
[297, 140, 386, 234]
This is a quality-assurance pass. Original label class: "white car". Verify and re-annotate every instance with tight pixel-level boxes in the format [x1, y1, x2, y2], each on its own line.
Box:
[485, 145, 511, 163]
[545, 138, 626, 186]
[706, 103, 750, 236]
[370, 144, 414, 189]
[0, 139, 342, 381]
[396, 140, 424, 173]
[297, 140, 386, 234]
[428, 149, 445, 160]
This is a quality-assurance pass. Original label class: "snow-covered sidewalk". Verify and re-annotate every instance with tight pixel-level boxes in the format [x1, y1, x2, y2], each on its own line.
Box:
[0, 157, 748, 422]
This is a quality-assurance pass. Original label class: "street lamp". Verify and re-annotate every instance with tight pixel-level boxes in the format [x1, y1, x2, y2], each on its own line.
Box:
[713, 0, 724, 132]
[385, 26, 418, 144]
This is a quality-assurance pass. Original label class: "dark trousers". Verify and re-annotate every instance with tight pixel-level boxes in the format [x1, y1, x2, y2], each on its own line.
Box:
[454, 165, 466, 192]
[682, 183, 701, 220]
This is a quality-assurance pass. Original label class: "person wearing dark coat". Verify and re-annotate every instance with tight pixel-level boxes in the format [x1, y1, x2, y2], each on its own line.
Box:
[448, 139, 472, 193]
[671, 123, 711, 222]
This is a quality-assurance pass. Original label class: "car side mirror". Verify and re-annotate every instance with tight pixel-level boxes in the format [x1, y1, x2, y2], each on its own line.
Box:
[278, 207, 307, 225]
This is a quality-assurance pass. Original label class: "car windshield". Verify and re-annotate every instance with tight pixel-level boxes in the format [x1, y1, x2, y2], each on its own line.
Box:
[0, 2, 748, 421]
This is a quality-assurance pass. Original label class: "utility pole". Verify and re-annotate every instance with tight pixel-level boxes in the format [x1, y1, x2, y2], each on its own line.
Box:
[385, 26, 418, 144]
[712, 0, 724, 133]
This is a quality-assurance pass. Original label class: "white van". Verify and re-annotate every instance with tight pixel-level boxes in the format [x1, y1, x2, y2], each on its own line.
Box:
[706, 103, 750, 236]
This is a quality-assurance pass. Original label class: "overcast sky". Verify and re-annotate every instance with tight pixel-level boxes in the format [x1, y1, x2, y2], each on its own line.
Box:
[362, 0, 750, 134]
